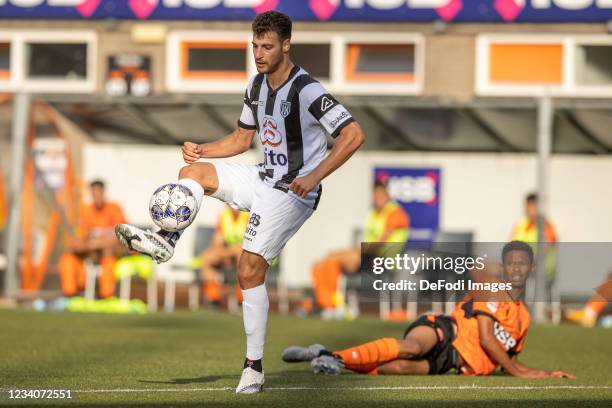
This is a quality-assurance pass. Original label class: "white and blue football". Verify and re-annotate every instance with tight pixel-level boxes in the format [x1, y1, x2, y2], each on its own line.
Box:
[149, 183, 197, 232]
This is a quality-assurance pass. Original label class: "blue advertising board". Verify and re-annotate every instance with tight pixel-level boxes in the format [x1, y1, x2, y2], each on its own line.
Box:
[374, 167, 440, 243]
[1, 1, 612, 22]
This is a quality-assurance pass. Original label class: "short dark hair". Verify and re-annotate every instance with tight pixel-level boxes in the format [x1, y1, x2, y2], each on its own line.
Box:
[90, 180, 105, 189]
[252, 11, 292, 41]
[526, 193, 538, 203]
[502, 240, 534, 264]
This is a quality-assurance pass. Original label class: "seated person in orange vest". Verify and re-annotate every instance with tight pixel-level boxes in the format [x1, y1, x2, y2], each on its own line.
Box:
[512, 193, 557, 278]
[311, 180, 409, 314]
[59, 180, 126, 298]
[566, 272, 612, 327]
[201, 206, 249, 305]
[283, 242, 575, 379]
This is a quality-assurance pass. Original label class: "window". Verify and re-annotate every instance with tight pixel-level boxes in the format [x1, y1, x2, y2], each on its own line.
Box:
[346, 43, 415, 82]
[27, 43, 87, 79]
[181, 42, 247, 79]
[291, 43, 331, 80]
[489, 43, 563, 84]
[575, 44, 612, 86]
[476, 35, 570, 96]
[0, 43, 9, 79]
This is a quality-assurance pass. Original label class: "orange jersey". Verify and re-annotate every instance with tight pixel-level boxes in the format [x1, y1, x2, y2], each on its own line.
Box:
[79, 201, 126, 238]
[451, 296, 531, 375]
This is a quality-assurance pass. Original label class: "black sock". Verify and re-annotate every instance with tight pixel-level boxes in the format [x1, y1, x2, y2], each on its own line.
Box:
[243, 358, 263, 373]
[157, 229, 182, 247]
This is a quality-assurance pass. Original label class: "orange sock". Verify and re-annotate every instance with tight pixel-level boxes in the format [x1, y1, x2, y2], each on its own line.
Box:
[333, 338, 399, 374]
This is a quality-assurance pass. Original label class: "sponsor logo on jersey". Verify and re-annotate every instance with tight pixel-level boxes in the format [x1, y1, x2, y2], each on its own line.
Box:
[260, 116, 282, 147]
[245, 212, 260, 239]
[493, 321, 517, 350]
[321, 96, 334, 112]
[280, 100, 291, 118]
[251, 100, 262, 106]
[329, 111, 349, 128]
[249, 213, 261, 227]
[264, 149, 288, 166]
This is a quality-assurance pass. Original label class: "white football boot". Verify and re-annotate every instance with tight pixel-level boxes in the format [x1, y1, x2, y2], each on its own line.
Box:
[115, 224, 174, 264]
[235, 367, 265, 394]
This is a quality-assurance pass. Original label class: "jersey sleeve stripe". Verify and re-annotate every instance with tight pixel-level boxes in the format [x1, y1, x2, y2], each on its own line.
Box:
[249, 73, 265, 132]
[308, 93, 340, 120]
[237, 120, 256, 130]
[460, 300, 499, 322]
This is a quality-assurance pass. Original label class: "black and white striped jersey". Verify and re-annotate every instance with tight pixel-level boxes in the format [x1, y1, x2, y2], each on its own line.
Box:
[237, 65, 355, 208]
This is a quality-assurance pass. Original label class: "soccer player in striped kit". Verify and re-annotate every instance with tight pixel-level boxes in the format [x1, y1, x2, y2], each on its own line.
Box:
[115, 11, 365, 393]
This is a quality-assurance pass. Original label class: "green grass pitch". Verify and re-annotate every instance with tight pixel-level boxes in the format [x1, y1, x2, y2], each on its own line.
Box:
[1, 309, 611, 407]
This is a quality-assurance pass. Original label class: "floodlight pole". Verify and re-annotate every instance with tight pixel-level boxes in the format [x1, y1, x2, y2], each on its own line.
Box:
[535, 94, 553, 323]
[4, 92, 30, 301]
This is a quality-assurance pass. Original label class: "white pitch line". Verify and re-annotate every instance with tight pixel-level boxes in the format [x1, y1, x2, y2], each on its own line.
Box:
[70, 385, 612, 393]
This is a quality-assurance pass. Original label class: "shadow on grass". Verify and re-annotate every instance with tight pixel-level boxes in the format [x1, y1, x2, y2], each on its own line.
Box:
[138, 375, 230, 385]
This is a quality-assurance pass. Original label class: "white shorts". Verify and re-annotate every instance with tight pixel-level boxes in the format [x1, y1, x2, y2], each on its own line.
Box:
[210, 162, 314, 264]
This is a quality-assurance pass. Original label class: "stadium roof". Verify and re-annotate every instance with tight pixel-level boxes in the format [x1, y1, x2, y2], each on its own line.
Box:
[46, 95, 612, 154]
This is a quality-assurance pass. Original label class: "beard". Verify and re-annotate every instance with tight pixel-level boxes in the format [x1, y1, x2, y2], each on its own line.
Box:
[257, 53, 284, 74]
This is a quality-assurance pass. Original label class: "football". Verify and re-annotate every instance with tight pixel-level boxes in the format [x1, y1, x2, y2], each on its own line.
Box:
[149, 183, 197, 232]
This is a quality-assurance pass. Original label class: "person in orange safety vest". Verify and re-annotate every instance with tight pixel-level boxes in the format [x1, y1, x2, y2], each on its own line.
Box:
[59, 180, 126, 298]
[311, 180, 409, 315]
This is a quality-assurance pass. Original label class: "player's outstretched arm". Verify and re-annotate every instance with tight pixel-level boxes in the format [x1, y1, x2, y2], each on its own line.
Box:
[288, 122, 365, 198]
[511, 356, 576, 379]
[182, 127, 255, 163]
[477, 315, 575, 379]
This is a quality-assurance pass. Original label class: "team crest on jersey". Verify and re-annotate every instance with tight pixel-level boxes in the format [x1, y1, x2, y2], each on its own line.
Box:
[280, 100, 291, 118]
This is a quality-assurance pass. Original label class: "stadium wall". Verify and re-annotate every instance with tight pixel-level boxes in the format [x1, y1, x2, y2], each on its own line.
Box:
[83, 143, 612, 296]
[1, 20, 609, 98]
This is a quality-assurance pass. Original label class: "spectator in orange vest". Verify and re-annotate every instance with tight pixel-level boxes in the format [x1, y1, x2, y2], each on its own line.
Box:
[59, 180, 126, 298]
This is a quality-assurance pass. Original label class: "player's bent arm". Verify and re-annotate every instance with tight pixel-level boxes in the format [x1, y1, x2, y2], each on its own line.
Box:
[182, 127, 255, 163]
[312, 121, 364, 181]
[476, 315, 532, 378]
[288, 122, 364, 198]
[200, 127, 255, 158]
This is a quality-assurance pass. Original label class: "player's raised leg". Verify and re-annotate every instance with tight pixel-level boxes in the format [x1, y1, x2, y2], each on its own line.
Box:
[115, 163, 218, 263]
